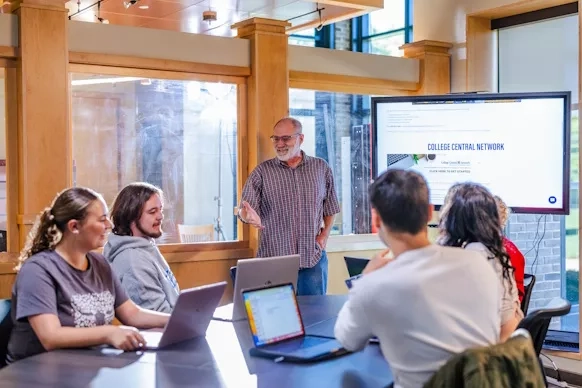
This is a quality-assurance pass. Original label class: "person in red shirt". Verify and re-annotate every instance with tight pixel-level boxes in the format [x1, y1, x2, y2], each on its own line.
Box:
[495, 195, 526, 303]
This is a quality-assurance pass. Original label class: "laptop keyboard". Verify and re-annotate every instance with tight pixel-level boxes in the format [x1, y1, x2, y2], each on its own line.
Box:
[387, 154, 408, 165]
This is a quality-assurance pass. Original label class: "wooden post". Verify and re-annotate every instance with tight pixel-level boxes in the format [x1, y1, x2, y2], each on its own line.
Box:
[231, 17, 290, 253]
[401, 40, 453, 95]
[401, 40, 452, 228]
[9, 0, 71, 250]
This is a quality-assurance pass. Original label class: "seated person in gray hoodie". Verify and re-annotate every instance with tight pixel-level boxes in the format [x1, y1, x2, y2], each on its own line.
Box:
[104, 182, 179, 313]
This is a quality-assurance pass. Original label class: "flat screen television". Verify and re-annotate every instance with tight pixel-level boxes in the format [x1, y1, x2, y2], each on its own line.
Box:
[371, 91, 571, 214]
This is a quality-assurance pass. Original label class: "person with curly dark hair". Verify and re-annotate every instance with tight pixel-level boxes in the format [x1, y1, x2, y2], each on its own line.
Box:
[439, 183, 523, 341]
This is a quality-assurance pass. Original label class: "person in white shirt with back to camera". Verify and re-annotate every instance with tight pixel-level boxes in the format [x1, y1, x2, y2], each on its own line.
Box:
[334, 169, 501, 388]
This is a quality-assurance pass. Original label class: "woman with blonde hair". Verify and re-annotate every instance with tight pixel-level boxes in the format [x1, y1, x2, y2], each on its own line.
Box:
[6, 187, 169, 364]
[494, 195, 526, 303]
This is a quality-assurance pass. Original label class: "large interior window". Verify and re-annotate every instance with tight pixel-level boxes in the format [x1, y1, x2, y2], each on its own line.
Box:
[498, 14, 579, 333]
[289, 28, 316, 47]
[289, 88, 375, 235]
[71, 72, 239, 244]
[352, 0, 413, 56]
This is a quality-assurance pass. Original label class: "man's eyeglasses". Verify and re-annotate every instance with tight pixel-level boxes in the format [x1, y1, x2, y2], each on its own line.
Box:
[270, 133, 300, 143]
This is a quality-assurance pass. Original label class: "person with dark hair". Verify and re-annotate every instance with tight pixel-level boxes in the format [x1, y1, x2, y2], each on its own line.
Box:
[439, 183, 523, 342]
[237, 117, 340, 295]
[103, 182, 179, 313]
[334, 169, 500, 388]
[7, 187, 169, 364]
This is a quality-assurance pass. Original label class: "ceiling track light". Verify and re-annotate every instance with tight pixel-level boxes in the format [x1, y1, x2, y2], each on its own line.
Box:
[123, 0, 138, 9]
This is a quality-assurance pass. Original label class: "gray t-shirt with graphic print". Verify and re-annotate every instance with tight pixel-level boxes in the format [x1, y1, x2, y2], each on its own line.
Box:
[6, 250, 129, 363]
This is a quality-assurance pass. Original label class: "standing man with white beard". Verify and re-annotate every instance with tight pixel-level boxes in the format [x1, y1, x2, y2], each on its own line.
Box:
[238, 117, 340, 295]
[104, 182, 180, 313]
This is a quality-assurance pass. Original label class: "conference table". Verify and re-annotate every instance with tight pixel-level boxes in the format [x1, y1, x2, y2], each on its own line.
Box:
[0, 295, 393, 388]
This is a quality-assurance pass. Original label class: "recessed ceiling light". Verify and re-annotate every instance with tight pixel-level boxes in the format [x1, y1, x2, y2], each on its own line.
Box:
[138, 4, 149, 9]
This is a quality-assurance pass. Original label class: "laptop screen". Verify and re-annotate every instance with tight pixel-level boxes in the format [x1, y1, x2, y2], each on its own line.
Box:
[242, 284, 304, 347]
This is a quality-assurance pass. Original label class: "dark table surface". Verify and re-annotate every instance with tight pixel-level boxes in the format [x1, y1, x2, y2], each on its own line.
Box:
[0, 295, 393, 388]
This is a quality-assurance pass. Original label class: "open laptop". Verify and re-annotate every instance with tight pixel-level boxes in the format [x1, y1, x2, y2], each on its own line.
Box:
[387, 154, 415, 170]
[343, 256, 370, 277]
[139, 281, 227, 349]
[242, 283, 346, 362]
[213, 254, 300, 322]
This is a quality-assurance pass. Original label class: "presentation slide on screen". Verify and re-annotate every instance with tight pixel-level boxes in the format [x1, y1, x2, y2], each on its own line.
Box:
[375, 98, 566, 209]
[246, 286, 303, 345]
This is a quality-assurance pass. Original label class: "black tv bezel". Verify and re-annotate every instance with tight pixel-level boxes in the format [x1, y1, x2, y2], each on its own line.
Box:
[370, 91, 572, 215]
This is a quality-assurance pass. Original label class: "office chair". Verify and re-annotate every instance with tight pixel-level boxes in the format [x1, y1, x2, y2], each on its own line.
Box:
[517, 297, 571, 387]
[0, 299, 12, 368]
[518, 297, 571, 356]
[343, 256, 370, 277]
[229, 266, 237, 283]
[521, 273, 536, 315]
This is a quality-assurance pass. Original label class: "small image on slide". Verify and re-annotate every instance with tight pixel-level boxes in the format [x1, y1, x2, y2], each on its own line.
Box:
[386, 154, 437, 170]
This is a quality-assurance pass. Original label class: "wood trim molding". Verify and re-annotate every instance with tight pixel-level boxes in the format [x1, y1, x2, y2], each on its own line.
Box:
[69, 63, 246, 85]
[159, 240, 248, 254]
[231, 18, 290, 37]
[0, 46, 18, 59]
[400, 40, 453, 57]
[469, 0, 574, 19]
[164, 248, 253, 264]
[466, 15, 497, 92]
[4, 68, 18, 253]
[0, 245, 253, 274]
[0, 253, 19, 275]
[16, 213, 37, 226]
[69, 52, 251, 78]
[289, 70, 419, 95]
[236, 83, 250, 244]
[0, 58, 16, 68]
[400, 40, 452, 95]
[544, 350, 582, 361]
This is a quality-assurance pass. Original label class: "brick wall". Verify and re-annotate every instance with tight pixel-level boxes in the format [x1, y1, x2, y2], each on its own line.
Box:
[507, 214, 562, 308]
[334, 20, 351, 50]
[507, 214, 563, 328]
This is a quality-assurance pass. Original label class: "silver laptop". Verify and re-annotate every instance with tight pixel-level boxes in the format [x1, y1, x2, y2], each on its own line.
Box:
[243, 283, 346, 362]
[140, 281, 227, 349]
[212, 254, 300, 322]
[386, 154, 415, 170]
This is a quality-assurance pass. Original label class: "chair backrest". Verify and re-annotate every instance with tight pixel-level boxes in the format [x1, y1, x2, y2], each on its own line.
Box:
[177, 224, 214, 243]
[517, 297, 571, 356]
[229, 266, 237, 283]
[423, 328, 546, 388]
[521, 273, 536, 315]
[343, 256, 370, 277]
[0, 299, 12, 368]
